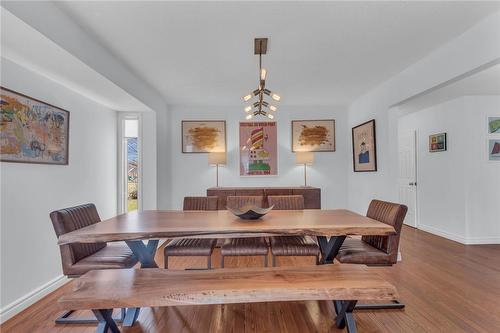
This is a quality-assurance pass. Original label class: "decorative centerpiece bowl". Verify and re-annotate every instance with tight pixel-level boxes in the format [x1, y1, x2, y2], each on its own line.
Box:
[227, 205, 274, 220]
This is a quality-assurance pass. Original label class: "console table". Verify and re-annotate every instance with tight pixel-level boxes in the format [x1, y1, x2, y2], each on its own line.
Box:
[206, 187, 321, 210]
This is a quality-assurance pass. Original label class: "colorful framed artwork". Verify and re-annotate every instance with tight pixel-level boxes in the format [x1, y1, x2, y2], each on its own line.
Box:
[181, 120, 226, 153]
[291, 119, 335, 152]
[352, 119, 377, 172]
[1, 87, 70, 165]
[429, 133, 447, 152]
[488, 117, 500, 134]
[489, 139, 500, 161]
[239, 121, 278, 176]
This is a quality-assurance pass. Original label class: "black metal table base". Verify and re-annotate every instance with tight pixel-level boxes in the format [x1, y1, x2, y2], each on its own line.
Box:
[122, 239, 159, 326]
[316, 235, 346, 264]
[55, 308, 125, 325]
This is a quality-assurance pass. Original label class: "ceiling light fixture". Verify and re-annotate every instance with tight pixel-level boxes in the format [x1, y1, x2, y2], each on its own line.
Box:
[241, 38, 281, 119]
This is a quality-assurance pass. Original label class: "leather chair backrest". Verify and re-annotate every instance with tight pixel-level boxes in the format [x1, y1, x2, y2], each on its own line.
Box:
[362, 200, 408, 263]
[226, 196, 264, 209]
[183, 196, 218, 211]
[267, 195, 304, 210]
[50, 204, 106, 267]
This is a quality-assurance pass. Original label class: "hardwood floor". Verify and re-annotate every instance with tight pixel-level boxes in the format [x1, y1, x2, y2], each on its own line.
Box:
[2, 226, 500, 333]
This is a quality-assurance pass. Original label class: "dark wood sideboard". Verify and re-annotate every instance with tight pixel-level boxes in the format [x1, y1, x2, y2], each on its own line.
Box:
[207, 187, 321, 210]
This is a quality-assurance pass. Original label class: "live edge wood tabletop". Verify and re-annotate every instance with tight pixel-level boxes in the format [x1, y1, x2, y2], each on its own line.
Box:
[58, 209, 395, 245]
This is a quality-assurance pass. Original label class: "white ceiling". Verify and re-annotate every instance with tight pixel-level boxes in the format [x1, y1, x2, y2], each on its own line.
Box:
[0, 7, 149, 111]
[54, 1, 500, 107]
[397, 63, 500, 114]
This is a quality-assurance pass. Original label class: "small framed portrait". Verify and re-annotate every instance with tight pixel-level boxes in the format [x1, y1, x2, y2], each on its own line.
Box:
[429, 133, 447, 152]
[351, 119, 377, 172]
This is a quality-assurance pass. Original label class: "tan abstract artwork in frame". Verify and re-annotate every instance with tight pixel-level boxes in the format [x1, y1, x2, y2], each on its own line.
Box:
[291, 120, 335, 152]
[182, 120, 226, 153]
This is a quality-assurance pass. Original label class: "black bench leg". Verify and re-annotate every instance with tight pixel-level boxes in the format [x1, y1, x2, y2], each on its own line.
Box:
[123, 239, 159, 326]
[317, 236, 346, 264]
[92, 309, 121, 333]
[335, 300, 358, 333]
[56, 308, 126, 324]
[355, 300, 405, 310]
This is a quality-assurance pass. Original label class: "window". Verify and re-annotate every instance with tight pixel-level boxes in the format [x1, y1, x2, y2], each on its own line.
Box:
[119, 115, 141, 213]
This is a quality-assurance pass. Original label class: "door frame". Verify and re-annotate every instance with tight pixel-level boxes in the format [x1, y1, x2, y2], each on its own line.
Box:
[117, 113, 143, 214]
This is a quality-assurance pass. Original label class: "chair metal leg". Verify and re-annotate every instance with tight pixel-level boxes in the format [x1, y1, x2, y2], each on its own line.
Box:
[164, 256, 168, 269]
[272, 255, 277, 267]
[207, 256, 212, 269]
[264, 255, 268, 267]
[355, 300, 405, 310]
[55, 308, 125, 325]
[220, 255, 224, 268]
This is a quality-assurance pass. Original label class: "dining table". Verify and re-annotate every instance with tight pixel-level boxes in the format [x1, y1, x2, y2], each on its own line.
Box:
[58, 208, 395, 326]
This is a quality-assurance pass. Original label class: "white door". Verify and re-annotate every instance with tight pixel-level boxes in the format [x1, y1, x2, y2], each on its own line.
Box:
[398, 130, 418, 227]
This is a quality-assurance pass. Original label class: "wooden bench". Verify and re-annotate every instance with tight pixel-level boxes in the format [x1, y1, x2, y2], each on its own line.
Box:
[59, 265, 398, 333]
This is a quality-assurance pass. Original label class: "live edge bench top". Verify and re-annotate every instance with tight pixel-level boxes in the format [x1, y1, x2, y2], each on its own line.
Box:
[58, 209, 395, 245]
[59, 265, 399, 310]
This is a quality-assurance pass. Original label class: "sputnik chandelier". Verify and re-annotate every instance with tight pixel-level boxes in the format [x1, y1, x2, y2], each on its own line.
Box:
[242, 38, 281, 120]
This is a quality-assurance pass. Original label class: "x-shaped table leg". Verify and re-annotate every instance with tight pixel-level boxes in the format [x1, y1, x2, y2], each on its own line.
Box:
[316, 236, 346, 264]
[122, 240, 160, 326]
[334, 300, 358, 333]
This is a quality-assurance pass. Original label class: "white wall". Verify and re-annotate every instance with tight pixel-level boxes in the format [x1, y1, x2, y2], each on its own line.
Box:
[0, 58, 118, 320]
[160, 105, 349, 209]
[347, 12, 500, 215]
[399, 96, 500, 244]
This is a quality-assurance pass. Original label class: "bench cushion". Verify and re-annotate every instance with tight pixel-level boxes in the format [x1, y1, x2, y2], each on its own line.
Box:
[270, 236, 319, 256]
[221, 237, 268, 256]
[59, 266, 399, 310]
[164, 238, 217, 256]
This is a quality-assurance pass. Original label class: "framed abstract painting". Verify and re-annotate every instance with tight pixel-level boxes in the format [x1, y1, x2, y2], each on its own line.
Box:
[352, 119, 377, 172]
[291, 119, 335, 152]
[239, 121, 278, 176]
[488, 117, 500, 134]
[489, 139, 500, 161]
[0, 87, 70, 165]
[181, 120, 226, 153]
[429, 133, 447, 152]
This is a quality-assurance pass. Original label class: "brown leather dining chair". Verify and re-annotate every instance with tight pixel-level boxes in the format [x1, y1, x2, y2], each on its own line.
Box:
[164, 196, 218, 269]
[50, 203, 138, 325]
[221, 196, 269, 268]
[268, 195, 320, 266]
[335, 199, 408, 310]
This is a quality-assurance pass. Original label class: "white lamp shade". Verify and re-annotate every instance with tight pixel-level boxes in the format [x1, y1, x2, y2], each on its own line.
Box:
[208, 152, 226, 165]
[295, 151, 314, 165]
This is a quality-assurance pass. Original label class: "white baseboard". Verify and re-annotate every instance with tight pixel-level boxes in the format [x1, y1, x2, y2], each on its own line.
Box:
[417, 224, 500, 245]
[0, 275, 69, 324]
[463, 237, 500, 245]
[417, 224, 467, 244]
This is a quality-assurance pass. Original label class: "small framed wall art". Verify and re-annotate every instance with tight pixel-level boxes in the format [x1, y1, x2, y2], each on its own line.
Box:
[488, 117, 500, 134]
[489, 139, 500, 161]
[429, 133, 447, 152]
[181, 120, 226, 153]
[291, 119, 335, 152]
[351, 119, 377, 172]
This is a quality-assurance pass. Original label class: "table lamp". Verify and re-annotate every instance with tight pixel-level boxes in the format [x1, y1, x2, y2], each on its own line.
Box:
[208, 152, 226, 187]
[295, 152, 314, 187]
